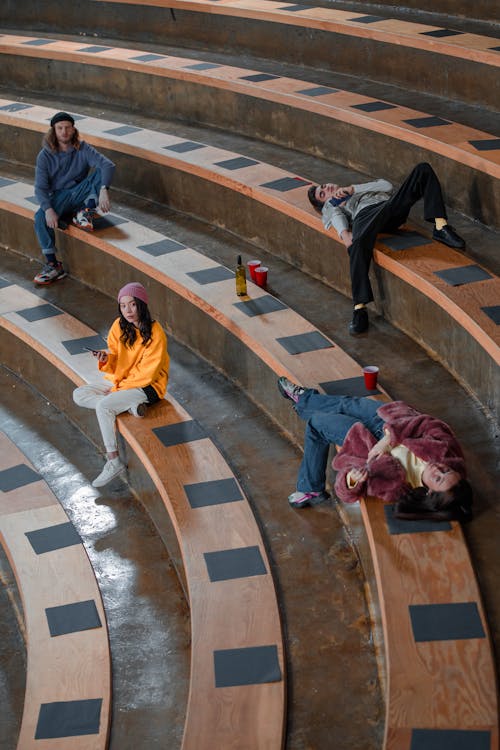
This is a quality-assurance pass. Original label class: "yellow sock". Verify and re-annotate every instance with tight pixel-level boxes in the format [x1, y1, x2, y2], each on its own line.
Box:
[435, 218, 447, 231]
[354, 303, 366, 310]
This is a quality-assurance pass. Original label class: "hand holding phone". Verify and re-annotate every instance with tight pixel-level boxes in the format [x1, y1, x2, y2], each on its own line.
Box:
[84, 347, 108, 364]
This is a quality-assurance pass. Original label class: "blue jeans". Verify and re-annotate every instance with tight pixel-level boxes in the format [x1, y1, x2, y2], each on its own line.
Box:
[295, 390, 385, 492]
[34, 169, 102, 257]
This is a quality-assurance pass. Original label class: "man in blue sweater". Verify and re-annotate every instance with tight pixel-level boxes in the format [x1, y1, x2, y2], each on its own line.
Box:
[33, 111, 115, 285]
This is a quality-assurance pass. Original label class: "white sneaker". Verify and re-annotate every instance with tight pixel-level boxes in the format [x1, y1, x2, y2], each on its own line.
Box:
[92, 458, 125, 488]
[128, 402, 147, 417]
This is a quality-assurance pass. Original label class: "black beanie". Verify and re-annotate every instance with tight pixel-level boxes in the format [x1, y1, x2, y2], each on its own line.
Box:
[50, 111, 75, 127]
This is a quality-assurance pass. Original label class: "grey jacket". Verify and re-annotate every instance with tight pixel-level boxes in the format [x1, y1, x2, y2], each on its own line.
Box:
[322, 178, 393, 237]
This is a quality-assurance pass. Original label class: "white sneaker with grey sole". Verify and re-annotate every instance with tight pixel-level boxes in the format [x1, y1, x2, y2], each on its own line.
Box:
[92, 458, 125, 488]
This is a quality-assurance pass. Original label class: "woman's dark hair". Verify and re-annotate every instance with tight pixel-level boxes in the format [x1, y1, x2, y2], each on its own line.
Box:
[44, 126, 81, 152]
[394, 479, 473, 523]
[118, 297, 153, 348]
[307, 185, 324, 214]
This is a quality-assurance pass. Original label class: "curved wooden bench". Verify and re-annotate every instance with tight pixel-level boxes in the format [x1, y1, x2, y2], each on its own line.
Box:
[0, 271, 497, 748]
[0, 431, 111, 749]
[0, 112, 498, 420]
[1, 0, 498, 109]
[0, 281, 286, 750]
[1, 33, 498, 225]
[342, 0, 500, 24]
[361, 499, 498, 749]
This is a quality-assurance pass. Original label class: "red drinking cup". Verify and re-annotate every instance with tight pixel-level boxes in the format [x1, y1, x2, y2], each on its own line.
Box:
[254, 266, 268, 288]
[247, 259, 261, 281]
[363, 366, 379, 390]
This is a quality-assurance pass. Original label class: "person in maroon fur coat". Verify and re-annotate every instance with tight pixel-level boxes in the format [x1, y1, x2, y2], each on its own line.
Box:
[278, 377, 473, 520]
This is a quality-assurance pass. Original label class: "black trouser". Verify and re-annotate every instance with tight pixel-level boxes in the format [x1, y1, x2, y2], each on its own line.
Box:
[348, 162, 448, 304]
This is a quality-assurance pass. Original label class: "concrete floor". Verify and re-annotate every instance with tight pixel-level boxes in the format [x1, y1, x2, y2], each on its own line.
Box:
[0, 366, 191, 750]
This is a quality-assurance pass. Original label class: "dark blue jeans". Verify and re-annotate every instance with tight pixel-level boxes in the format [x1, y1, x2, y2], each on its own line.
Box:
[34, 169, 102, 256]
[294, 390, 384, 492]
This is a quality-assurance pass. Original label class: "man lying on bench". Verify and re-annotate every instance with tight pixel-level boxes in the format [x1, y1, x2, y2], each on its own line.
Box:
[277, 377, 473, 521]
[307, 162, 465, 335]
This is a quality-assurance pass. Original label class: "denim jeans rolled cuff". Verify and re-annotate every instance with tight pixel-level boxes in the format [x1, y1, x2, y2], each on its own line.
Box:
[295, 394, 386, 492]
[34, 169, 103, 253]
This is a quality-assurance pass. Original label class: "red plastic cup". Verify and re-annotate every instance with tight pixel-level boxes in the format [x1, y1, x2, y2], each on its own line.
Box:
[363, 366, 379, 390]
[247, 259, 261, 281]
[254, 266, 268, 288]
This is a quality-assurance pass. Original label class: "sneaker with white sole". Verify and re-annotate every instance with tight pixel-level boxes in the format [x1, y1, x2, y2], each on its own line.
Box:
[33, 261, 67, 285]
[72, 207, 95, 231]
[92, 458, 125, 488]
[129, 402, 148, 418]
[277, 376, 306, 403]
[288, 490, 330, 508]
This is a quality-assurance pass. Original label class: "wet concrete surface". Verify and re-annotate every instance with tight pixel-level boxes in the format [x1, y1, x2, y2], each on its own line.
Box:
[0, 367, 190, 750]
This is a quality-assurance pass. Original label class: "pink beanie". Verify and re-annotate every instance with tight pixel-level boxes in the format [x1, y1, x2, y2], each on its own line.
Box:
[117, 282, 148, 305]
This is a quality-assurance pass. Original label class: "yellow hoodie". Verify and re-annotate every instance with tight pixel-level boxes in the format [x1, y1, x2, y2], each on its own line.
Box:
[99, 318, 169, 398]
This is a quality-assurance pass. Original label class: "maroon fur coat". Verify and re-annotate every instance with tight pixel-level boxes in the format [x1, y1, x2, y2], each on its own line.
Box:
[332, 401, 466, 504]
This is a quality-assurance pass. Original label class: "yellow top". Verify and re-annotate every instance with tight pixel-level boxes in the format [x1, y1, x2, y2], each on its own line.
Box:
[99, 318, 169, 398]
[346, 440, 427, 490]
[389, 444, 427, 488]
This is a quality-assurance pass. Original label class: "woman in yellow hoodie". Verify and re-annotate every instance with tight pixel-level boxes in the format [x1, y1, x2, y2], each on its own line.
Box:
[73, 282, 169, 488]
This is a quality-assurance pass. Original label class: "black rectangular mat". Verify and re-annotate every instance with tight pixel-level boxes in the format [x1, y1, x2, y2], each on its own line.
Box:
[214, 645, 282, 687]
[204, 546, 267, 581]
[35, 698, 102, 738]
[184, 478, 243, 509]
[45, 600, 102, 637]
[0, 464, 41, 492]
[26, 522, 82, 555]
[409, 602, 485, 642]
[153, 420, 207, 447]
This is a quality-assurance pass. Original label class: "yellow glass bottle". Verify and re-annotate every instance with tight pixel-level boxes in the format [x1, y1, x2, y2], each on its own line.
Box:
[235, 255, 247, 296]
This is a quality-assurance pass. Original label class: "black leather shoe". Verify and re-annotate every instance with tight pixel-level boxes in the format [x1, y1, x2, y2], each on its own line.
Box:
[432, 225, 465, 249]
[349, 307, 369, 335]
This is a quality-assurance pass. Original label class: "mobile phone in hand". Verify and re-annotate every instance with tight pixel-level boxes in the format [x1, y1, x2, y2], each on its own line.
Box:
[328, 196, 348, 207]
[84, 346, 101, 355]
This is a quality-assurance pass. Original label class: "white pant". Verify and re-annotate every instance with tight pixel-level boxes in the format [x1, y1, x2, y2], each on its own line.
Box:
[73, 382, 147, 452]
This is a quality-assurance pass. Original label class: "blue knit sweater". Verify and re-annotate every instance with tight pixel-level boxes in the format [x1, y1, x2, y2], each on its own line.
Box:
[35, 141, 115, 211]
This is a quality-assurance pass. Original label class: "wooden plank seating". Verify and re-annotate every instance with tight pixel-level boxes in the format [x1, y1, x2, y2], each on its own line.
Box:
[0, 431, 111, 749]
[0, 115, 498, 420]
[0, 273, 497, 748]
[1, 0, 498, 109]
[1, 34, 499, 226]
[361, 499, 498, 749]
[0, 282, 286, 750]
[347, 0, 500, 24]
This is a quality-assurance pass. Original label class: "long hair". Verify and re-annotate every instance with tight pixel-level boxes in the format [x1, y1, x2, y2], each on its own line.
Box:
[307, 185, 324, 214]
[394, 479, 473, 523]
[118, 298, 153, 348]
[43, 126, 81, 152]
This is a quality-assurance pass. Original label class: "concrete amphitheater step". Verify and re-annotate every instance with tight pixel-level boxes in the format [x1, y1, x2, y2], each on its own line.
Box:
[1, 0, 498, 109]
[0, 367, 191, 750]
[2, 202, 500, 687]
[1, 30, 497, 138]
[313, 0, 500, 27]
[0, 259, 385, 749]
[1, 33, 499, 227]
[0, 107, 498, 419]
